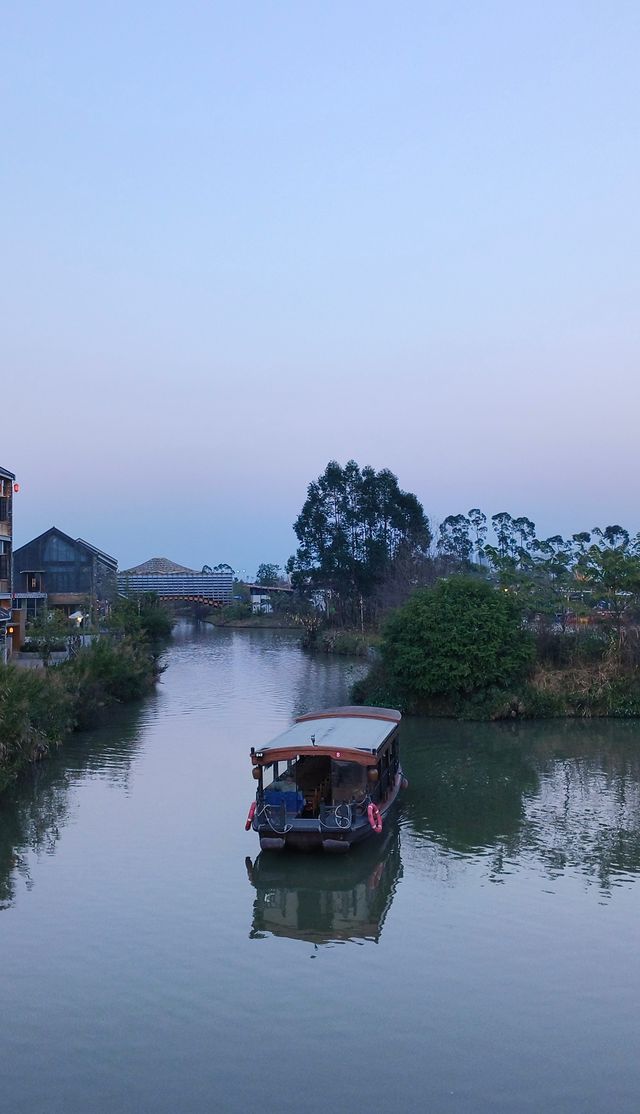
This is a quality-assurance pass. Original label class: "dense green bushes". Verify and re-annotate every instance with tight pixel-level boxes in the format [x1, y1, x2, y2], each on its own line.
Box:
[107, 595, 173, 644]
[0, 668, 74, 790]
[0, 638, 163, 790]
[352, 576, 640, 720]
[0, 596, 171, 791]
[381, 578, 533, 700]
[60, 636, 164, 731]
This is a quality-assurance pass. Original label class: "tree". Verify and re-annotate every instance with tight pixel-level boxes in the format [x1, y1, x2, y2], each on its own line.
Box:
[108, 593, 173, 644]
[437, 514, 473, 564]
[255, 563, 282, 586]
[288, 460, 431, 625]
[25, 610, 71, 667]
[575, 529, 640, 644]
[468, 508, 488, 561]
[512, 516, 536, 553]
[491, 512, 516, 559]
[381, 578, 533, 699]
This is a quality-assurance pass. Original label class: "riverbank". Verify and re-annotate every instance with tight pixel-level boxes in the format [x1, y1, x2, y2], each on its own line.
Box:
[0, 598, 172, 794]
[301, 626, 380, 657]
[203, 613, 298, 629]
[350, 579, 640, 720]
[353, 655, 640, 720]
[0, 635, 165, 793]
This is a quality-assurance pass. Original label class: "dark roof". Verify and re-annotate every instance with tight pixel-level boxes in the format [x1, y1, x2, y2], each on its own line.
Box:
[247, 583, 294, 593]
[14, 526, 117, 566]
[75, 538, 117, 568]
[0, 465, 15, 481]
[121, 556, 199, 575]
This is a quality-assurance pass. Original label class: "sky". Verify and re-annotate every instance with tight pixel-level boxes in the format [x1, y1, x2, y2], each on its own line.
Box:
[2, 1, 639, 575]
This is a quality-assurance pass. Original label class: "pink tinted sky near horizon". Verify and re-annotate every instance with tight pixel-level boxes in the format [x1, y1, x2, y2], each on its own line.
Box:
[2, 2, 638, 574]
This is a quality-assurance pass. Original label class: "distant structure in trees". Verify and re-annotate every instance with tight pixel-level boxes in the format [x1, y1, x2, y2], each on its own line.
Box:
[247, 583, 294, 614]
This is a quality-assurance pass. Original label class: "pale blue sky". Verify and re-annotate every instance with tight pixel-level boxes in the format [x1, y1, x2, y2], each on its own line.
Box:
[2, 1, 638, 573]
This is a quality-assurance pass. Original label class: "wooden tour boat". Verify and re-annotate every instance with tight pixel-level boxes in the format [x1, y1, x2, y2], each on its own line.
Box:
[246, 705, 407, 852]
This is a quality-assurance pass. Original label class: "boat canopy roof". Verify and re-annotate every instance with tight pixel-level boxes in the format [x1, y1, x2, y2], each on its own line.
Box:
[256, 706, 401, 759]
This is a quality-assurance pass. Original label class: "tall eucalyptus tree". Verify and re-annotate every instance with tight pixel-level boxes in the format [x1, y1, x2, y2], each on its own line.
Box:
[287, 460, 431, 624]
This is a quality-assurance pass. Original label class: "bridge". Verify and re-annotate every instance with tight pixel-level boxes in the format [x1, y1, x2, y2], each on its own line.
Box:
[117, 562, 234, 606]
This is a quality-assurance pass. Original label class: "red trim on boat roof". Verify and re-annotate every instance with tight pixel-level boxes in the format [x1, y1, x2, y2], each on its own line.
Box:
[252, 745, 378, 767]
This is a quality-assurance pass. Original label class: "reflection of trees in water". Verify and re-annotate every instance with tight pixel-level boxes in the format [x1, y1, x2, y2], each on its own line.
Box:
[0, 704, 145, 910]
[289, 650, 368, 721]
[246, 828, 403, 944]
[401, 718, 640, 890]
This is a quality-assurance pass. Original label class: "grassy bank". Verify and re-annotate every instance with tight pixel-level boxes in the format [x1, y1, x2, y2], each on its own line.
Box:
[301, 626, 380, 657]
[352, 659, 640, 720]
[204, 613, 298, 629]
[0, 597, 171, 793]
[0, 636, 164, 793]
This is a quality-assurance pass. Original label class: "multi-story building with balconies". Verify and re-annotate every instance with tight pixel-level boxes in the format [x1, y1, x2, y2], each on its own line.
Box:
[0, 465, 16, 662]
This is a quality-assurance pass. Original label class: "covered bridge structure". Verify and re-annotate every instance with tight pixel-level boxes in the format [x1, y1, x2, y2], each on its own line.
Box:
[118, 557, 233, 606]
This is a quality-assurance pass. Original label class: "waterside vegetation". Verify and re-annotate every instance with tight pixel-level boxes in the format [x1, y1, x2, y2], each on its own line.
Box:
[0, 596, 171, 792]
[288, 461, 640, 719]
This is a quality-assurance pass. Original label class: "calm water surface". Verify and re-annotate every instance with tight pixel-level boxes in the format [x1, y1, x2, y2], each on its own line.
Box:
[2, 624, 640, 1113]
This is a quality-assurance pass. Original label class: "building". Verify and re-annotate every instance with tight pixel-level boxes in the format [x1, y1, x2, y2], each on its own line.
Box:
[12, 527, 118, 619]
[0, 465, 16, 662]
[118, 557, 233, 605]
[248, 583, 294, 614]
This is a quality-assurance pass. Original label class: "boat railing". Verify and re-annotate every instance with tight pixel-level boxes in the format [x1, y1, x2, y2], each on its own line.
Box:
[319, 801, 354, 831]
[255, 788, 376, 831]
[255, 795, 294, 834]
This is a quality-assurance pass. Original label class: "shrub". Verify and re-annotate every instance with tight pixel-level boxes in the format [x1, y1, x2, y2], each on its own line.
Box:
[0, 630, 165, 789]
[108, 594, 173, 644]
[61, 636, 163, 729]
[381, 578, 534, 701]
[0, 666, 74, 789]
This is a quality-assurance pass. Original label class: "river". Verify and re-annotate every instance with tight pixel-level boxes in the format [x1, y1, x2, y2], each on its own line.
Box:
[2, 624, 640, 1113]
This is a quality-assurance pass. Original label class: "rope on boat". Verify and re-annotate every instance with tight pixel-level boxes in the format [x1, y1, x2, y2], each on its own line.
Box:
[256, 801, 293, 835]
[319, 802, 352, 830]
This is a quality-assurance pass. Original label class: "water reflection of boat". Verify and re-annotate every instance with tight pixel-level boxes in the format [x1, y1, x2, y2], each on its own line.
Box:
[246, 828, 403, 944]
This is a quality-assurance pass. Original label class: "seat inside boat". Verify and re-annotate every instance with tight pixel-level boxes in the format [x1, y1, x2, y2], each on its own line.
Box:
[292, 755, 331, 816]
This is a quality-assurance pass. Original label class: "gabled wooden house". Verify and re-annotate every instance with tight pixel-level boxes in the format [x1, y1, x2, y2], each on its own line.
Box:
[13, 527, 117, 618]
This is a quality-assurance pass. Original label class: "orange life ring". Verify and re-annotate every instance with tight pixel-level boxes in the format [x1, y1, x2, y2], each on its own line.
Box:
[245, 801, 257, 831]
[367, 802, 383, 834]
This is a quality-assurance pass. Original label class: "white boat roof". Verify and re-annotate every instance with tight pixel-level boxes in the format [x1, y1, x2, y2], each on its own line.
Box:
[261, 706, 401, 755]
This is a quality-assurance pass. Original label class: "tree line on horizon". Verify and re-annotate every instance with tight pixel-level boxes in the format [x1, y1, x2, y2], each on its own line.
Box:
[282, 460, 640, 632]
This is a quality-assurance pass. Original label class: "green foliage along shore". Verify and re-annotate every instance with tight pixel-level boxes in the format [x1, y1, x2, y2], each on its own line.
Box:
[353, 578, 640, 720]
[285, 462, 640, 719]
[0, 595, 171, 793]
[382, 578, 534, 697]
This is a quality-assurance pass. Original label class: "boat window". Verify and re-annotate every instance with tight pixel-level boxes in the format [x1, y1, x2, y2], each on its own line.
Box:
[261, 762, 278, 789]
